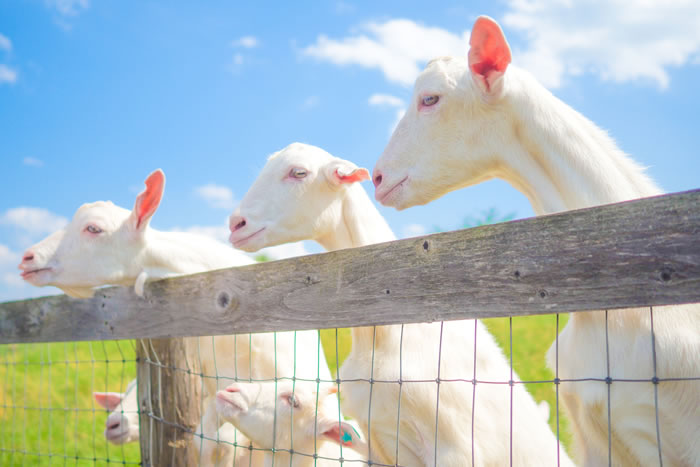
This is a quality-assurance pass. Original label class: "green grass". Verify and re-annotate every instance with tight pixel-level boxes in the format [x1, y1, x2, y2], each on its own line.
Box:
[319, 316, 572, 451]
[0, 341, 140, 466]
[0, 316, 571, 465]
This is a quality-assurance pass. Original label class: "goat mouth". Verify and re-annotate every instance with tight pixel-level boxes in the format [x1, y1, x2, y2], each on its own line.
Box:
[216, 391, 247, 413]
[376, 176, 408, 205]
[104, 428, 128, 443]
[230, 227, 265, 249]
[20, 268, 52, 280]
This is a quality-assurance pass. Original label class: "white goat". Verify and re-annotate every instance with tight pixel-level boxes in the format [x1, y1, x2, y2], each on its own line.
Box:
[94, 379, 139, 445]
[229, 143, 573, 466]
[216, 381, 367, 466]
[18, 169, 335, 465]
[373, 15, 700, 466]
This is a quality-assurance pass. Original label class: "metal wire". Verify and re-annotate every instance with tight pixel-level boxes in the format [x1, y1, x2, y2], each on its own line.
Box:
[650, 307, 663, 467]
[2, 308, 699, 466]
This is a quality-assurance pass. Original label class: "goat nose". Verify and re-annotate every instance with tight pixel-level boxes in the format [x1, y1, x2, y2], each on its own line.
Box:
[373, 172, 383, 188]
[229, 216, 247, 233]
[19, 251, 34, 269]
[107, 420, 121, 430]
[225, 385, 240, 393]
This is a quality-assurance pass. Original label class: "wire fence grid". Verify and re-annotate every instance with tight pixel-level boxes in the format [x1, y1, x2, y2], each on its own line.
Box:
[3, 304, 695, 466]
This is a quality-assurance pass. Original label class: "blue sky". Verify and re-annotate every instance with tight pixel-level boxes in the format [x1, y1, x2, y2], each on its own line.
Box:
[1, 0, 699, 301]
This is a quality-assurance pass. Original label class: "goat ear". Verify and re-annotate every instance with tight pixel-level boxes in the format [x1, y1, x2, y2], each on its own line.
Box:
[468, 16, 511, 97]
[320, 420, 363, 448]
[326, 160, 370, 186]
[131, 169, 165, 232]
[94, 392, 124, 411]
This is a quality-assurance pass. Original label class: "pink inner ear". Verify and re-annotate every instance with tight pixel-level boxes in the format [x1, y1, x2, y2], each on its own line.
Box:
[94, 392, 123, 411]
[335, 168, 370, 184]
[468, 16, 511, 88]
[134, 169, 165, 229]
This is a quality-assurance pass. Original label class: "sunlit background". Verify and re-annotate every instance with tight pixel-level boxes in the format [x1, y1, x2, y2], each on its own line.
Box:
[1, 0, 699, 301]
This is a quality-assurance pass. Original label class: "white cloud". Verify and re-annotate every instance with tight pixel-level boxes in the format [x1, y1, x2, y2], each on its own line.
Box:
[368, 93, 404, 108]
[194, 184, 236, 210]
[0, 64, 17, 84]
[232, 53, 244, 66]
[0, 207, 68, 235]
[302, 19, 469, 86]
[0, 33, 11, 52]
[303, 5, 700, 91]
[232, 36, 259, 48]
[401, 223, 427, 238]
[368, 94, 406, 134]
[335, 1, 355, 14]
[0, 244, 15, 265]
[23, 157, 44, 168]
[301, 95, 320, 110]
[46, 0, 90, 17]
[503, 0, 700, 89]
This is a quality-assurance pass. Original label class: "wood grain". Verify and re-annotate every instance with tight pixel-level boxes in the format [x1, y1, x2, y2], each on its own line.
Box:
[1, 189, 699, 344]
[137, 338, 203, 466]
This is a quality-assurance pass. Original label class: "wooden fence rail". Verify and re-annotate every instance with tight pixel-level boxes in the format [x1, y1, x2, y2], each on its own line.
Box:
[1, 189, 700, 344]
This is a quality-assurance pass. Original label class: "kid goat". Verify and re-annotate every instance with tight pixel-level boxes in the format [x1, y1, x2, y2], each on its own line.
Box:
[372, 15, 700, 466]
[216, 380, 367, 466]
[18, 169, 335, 465]
[229, 143, 573, 466]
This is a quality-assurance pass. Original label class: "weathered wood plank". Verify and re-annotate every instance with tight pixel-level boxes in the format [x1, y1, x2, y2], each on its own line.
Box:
[1, 189, 699, 344]
[137, 338, 203, 467]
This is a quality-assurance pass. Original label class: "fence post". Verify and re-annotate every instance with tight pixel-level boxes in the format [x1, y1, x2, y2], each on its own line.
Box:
[137, 337, 203, 466]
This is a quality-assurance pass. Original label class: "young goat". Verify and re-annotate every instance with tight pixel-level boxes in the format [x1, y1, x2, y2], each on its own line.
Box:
[94, 379, 139, 445]
[18, 169, 335, 465]
[229, 143, 573, 466]
[372, 15, 700, 466]
[216, 381, 366, 467]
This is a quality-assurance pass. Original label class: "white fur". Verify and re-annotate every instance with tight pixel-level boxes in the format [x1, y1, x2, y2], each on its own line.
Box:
[373, 15, 700, 466]
[230, 143, 573, 466]
[94, 379, 139, 445]
[19, 170, 335, 466]
[216, 381, 367, 467]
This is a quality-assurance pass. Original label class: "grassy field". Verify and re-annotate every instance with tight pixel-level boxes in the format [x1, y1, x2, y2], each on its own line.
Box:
[0, 315, 571, 465]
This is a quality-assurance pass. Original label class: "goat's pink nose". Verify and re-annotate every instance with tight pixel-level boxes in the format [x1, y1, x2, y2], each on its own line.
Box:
[225, 385, 240, 393]
[19, 251, 34, 269]
[229, 215, 247, 233]
[373, 171, 383, 188]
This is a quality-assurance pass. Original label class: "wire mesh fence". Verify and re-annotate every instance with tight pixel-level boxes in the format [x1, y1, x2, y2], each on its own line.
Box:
[3, 307, 693, 465]
[0, 339, 139, 465]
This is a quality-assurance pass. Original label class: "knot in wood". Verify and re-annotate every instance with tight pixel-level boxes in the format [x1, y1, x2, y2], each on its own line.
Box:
[216, 291, 238, 311]
[304, 275, 320, 285]
[659, 267, 673, 282]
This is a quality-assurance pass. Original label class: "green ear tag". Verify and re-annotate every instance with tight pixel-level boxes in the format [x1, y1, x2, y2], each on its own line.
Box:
[342, 431, 352, 444]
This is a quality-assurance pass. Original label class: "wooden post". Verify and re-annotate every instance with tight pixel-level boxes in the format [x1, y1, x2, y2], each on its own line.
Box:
[137, 337, 203, 467]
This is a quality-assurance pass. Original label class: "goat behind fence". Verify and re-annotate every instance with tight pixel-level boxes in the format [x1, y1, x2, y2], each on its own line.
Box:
[0, 190, 699, 466]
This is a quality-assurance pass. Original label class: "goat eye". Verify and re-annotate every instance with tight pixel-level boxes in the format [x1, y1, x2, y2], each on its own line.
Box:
[284, 394, 300, 408]
[85, 225, 103, 234]
[421, 95, 439, 107]
[289, 168, 308, 179]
